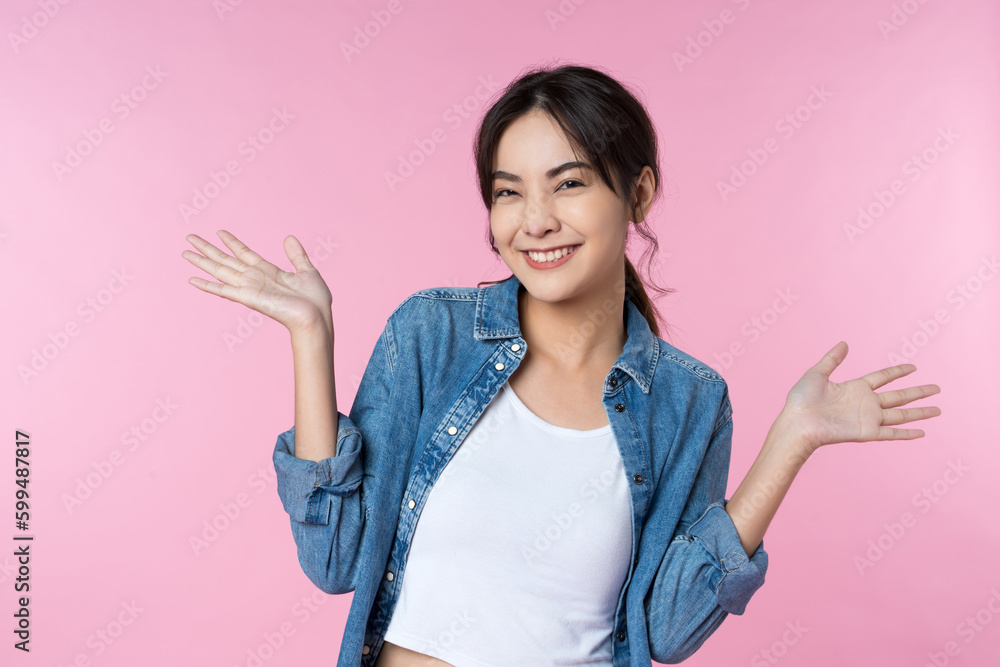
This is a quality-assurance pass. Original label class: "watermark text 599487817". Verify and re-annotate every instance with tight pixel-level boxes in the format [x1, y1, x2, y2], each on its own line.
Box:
[13, 430, 33, 652]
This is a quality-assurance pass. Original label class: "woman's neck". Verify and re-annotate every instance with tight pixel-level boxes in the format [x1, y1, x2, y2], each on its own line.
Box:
[517, 283, 628, 373]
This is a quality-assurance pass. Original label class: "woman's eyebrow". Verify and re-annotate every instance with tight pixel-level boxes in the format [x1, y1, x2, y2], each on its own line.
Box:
[492, 161, 592, 183]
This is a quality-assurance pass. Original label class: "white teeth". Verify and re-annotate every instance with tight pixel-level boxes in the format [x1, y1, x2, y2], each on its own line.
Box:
[527, 245, 579, 263]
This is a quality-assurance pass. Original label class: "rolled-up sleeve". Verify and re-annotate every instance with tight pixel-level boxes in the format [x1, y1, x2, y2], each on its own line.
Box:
[272, 417, 364, 525]
[270, 319, 397, 595]
[644, 388, 768, 663]
[685, 498, 768, 614]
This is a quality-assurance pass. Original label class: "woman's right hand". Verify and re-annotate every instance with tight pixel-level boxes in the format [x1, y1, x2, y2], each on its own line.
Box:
[182, 230, 333, 337]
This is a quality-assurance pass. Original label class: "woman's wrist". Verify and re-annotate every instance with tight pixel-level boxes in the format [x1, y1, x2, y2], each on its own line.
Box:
[771, 409, 819, 464]
[288, 309, 334, 342]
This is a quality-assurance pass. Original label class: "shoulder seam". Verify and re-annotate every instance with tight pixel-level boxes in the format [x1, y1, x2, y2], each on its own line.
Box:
[658, 347, 726, 383]
[385, 286, 479, 322]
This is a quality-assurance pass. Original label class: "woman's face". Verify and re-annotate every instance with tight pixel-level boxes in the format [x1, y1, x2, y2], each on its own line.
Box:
[489, 108, 633, 305]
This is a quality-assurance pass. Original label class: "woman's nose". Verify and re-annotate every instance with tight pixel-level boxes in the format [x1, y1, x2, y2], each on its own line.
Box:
[520, 197, 557, 234]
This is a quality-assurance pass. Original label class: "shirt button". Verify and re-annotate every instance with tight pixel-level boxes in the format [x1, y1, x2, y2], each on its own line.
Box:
[634, 555, 639, 566]
[609, 377, 617, 387]
[386, 571, 394, 581]
[408, 499, 416, 509]
[448, 426, 458, 435]
[633, 473, 644, 485]
[511, 344, 520, 351]
[615, 403, 625, 412]
[495, 362, 505, 371]
[362, 645, 370, 655]
[616, 630, 626, 642]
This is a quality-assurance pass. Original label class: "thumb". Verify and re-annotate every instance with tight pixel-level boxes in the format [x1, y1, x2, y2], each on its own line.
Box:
[284, 235, 314, 272]
[809, 340, 848, 379]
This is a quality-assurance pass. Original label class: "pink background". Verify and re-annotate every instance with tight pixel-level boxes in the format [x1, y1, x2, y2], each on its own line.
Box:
[2, 0, 998, 665]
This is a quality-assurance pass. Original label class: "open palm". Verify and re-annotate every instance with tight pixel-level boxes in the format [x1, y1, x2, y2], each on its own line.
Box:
[182, 230, 332, 336]
[781, 341, 942, 453]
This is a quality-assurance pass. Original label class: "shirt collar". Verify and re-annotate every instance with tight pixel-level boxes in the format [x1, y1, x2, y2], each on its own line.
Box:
[474, 273, 659, 394]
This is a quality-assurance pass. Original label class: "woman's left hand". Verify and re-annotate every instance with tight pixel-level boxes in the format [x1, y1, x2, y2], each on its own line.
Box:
[779, 340, 942, 454]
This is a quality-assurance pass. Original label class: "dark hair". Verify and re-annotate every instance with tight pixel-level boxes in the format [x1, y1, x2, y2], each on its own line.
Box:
[473, 61, 676, 340]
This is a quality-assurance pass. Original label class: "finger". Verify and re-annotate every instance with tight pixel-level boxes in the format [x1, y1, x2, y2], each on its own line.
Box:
[880, 405, 942, 426]
[809, 340, 848, 379]
[876, 426, 925, 440]
[187, 276, 245, 303]
[284, 235, 315, 273]
[217, 230, 276, 271]
[181, 248, 244, 286]
[878, 383, 941, 409]
[186, 233, 247, 271]
[861, 363, 917, 390]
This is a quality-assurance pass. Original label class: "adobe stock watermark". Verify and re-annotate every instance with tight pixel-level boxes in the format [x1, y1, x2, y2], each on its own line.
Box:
[232, 590, 331, 667]
[179, 107, 295, 222]
[726, 444, 812, 529]
[384, 75, 501, 192]
[8, 0, 72, 54]
[717, 85, 832, 201]
[235, 622, 294, 667]
[551, 277, 628, 365]
[54, 600, 144, 666]
[0, 556, 17, 585]
[17, 268, 134, 385]
[223, 234, 341, 352]
[62, 397, 179, 514]
[921, 587, 1000, 667]
[712, 288, 799, 371]
[340, 0, 415, 63]
[437, 387, 518, 486]
[853, 459, 969, 576]
[51, 65, 168, 182]
[843, 126, 959, 244]
[188, 464, 278, 556]
[878, 0, 935, 40]
[750, 620, 809, 666]
[213, 0, 251, 20]
[520, 458, 623, 565]
[592, 114, 633, 163]
[672, 0, 753, 73]
[886, 254, 997, 365]
[419, 610, 478, 656]
[545, 0, 588, 31]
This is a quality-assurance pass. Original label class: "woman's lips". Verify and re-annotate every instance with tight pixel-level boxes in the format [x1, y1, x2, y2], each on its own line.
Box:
[522, 244, 580, 270]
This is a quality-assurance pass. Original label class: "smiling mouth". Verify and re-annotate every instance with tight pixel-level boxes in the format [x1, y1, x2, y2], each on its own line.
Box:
[522, 244, 581, 264]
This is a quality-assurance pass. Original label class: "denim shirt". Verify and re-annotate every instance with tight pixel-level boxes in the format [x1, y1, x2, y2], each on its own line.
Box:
[272, 274, 768, 666]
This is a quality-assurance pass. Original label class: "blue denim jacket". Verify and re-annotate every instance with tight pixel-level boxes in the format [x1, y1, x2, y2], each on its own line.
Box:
[272, 274, 768, 666]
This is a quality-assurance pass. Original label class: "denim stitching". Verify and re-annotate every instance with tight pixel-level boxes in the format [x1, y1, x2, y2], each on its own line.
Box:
[719, 549, 747, 573]
[659, 348, 724, 383]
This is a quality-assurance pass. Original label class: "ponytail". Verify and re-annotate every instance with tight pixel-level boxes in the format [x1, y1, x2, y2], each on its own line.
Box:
[625, 255, 666, 339]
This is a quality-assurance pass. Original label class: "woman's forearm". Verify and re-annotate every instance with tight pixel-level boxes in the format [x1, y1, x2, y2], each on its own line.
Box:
[290, 320, 338, 462]
[725, 414, 813, 557]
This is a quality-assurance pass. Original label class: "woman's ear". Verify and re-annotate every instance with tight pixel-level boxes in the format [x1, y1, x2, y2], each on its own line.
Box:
[632, 166, 656, 224]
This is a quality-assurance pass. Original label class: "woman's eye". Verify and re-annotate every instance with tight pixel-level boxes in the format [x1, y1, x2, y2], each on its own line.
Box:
[494, 181, 582, 200]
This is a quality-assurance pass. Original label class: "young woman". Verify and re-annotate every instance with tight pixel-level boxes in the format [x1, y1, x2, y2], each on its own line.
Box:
[182, 64, 941, 667]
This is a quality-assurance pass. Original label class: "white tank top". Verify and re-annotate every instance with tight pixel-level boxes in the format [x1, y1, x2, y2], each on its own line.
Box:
[381, 380, 633, 666]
